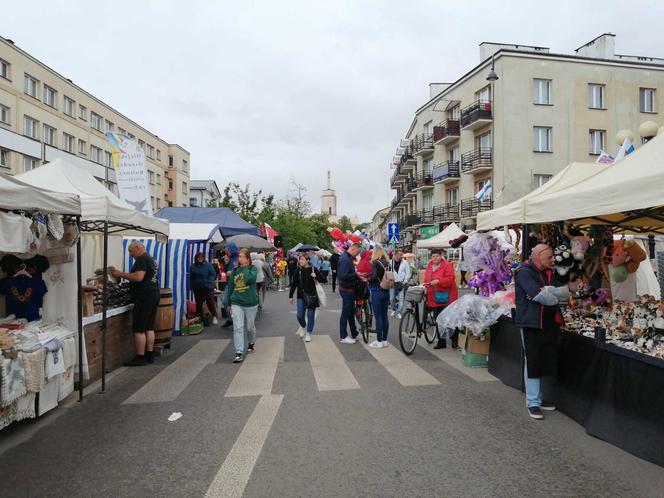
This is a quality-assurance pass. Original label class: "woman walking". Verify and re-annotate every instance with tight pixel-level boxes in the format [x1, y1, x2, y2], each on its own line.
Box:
[288, 254, 318, 342]
[424, 249, 459, 349]
[227, 248, 259, 363]
[368, 246, 391, 348]
[190, 252, 219, 325]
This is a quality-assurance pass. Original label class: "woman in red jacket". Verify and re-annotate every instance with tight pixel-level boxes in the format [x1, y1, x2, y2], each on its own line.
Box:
[424, 248, 459, 349]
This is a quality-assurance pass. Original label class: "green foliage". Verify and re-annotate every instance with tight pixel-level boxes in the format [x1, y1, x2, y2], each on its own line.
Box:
[336, 216, 353, 233]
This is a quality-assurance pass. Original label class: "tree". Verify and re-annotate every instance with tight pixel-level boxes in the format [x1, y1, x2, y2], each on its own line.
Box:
[257, 193, 277, 225]
[336, 215, 354, 233]
[281, 179, 311, 217]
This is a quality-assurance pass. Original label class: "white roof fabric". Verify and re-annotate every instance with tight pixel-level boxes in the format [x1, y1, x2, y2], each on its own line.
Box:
[17, 159, 168, 235]
[477, 162, 609, 230]
[168, 223, 223, 242]
[416, 223, 465, 248]
[0, 171, 80, 215]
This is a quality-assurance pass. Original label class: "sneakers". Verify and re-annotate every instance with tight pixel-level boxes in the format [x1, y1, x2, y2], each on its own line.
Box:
[389, 310, 396, 317]
[340, 337, 357, 344]
[123, 355, 147, 367]
[248, 343, 255, 353]
[368, 340, 382, 348]
[222, 320, 233, 328]
[396, 313, 402, 320]
[296, 327, 305, 338]
[145, 351, 155, 364]
[233, 352, 244, 363]
[382, 341, 389, 348]
[305, 333, 312, 343]
[540, 404, 557, 411]
[433, 340, 447, 350]
[528, 406, 544, 419]
[212, 317, 218, 325]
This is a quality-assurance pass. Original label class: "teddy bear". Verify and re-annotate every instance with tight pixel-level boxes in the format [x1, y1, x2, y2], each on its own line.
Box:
[570, 235, 591, 261]
[611, 239, 648, 282]
[553, 244, 574, 281]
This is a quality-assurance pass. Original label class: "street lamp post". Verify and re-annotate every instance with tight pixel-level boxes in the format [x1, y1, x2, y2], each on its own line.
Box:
[486, 55, 499, 218]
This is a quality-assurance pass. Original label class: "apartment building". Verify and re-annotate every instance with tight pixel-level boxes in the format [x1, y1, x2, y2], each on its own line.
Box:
[388, 33, 664, 249]
[189, 180, 221, 207]
[0, 35, 190, 211]
[367, 206, 390, 245]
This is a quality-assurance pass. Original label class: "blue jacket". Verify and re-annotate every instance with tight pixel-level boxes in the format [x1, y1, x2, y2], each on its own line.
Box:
[225, 242, 238, 272]
[190, 261, 217, 290]
[514, 261, 560, 330]
[337, 251, 358, 290]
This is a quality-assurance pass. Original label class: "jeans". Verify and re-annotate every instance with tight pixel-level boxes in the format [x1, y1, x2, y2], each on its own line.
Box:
[370, 287, 390, 341]
[296, 298, 316, 333]
[521, 329, 542, 408]
[231, 305, 257, 353]
[392, 287, 405, 314]
[331, 271, 337, 292]
[339, 290, 358, 339]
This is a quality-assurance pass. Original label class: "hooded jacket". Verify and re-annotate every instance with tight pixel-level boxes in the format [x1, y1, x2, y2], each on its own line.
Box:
[190, 260, 217, 290]
[514, 260, 561, 330]
[424, 259, 458, 308]
[225, 242, 239, 273]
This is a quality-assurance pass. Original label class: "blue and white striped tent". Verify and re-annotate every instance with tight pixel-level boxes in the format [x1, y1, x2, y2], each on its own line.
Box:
[123, 224, 221, 334]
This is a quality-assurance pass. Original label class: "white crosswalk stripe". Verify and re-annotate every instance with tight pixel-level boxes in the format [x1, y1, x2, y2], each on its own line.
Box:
[417, 339, 498, 382]
[305, 334, 361, 391]
[225, 337, 284, 397]
[361, 341, 440, 386]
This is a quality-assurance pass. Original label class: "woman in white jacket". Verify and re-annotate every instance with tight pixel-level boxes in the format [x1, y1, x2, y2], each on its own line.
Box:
[389, 250, 411, 319]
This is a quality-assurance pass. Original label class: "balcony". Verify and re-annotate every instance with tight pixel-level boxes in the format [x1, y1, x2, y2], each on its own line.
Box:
[432, 161, 460, 184]
[390, 196, 397, 209]
[404, 177, 417, 198]
[433, 120, 461, 146]
[416, 209, 434, 225]
[406, 214, 421, 228]
[399, 145, 416, 171]
[433, 204, 461, 223]
[461, 147, 492, 174]
[461, 197, 493, 218]
[460, 100, 492, 130]
[411, 133, 434, 156]
[415, 172, 434, 190]
[390, 167, 406, 188]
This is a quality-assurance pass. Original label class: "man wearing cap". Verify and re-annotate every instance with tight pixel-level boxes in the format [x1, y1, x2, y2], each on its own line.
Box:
[514, 243, 569, 419]
[337, 242, 362, 344]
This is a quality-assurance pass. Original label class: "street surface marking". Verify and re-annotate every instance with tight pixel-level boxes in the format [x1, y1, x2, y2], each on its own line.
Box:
[225, 337, 284, 397]
[418, 339, 498, 382]
[305, 335, 360, 391]
[123, 340, 229, 404]
[361, 341, 440, 386]
[204, 394, 284, 498]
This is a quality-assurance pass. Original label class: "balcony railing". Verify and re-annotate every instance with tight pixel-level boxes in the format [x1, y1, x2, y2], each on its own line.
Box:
[415, 172, 433, 189]
[406, 214, 421, 227]
[411, 133, 434, 155]
[461, 197, 493, 218]
[460, 100, 492, 129]
[433, 120, 460, 144]
[416, 209, 434, 225]
[433, 204, 460, 222]
[461, 147, 493, 173]
[432, 161, 460, 183]
[399, 145, 415, 167]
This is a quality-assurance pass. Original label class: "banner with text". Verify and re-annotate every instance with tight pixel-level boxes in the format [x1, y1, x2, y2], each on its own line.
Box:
[106, 132, 152, 215]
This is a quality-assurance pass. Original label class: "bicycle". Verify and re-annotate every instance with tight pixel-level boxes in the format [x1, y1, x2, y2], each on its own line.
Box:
[398, 285, 438, 355]
[354, 281, 373, 343]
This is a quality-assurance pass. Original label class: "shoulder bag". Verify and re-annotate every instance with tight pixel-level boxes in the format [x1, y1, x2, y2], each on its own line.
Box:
[379, 260, 395, 290]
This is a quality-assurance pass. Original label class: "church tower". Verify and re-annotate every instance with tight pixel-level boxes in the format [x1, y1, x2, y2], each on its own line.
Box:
[320, 170, 337, 216]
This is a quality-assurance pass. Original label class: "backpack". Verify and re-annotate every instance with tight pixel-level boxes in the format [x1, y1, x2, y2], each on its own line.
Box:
[379, 260, 395, 290]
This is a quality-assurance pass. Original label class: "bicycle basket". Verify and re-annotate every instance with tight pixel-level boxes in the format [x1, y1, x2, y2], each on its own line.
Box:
[405, 285, 425, 303]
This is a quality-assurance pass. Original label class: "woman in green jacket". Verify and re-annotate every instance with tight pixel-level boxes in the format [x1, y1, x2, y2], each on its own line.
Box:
[227, 248, 259, 363]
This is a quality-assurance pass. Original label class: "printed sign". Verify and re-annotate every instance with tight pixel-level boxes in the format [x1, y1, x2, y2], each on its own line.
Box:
[106, 132, 152, 215]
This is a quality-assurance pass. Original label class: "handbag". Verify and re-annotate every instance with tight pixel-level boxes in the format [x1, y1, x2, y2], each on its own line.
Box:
[379, 261, 395, 290]
[433, 291, 450, 304]
[315, 281, 327, 308]
[303, 292, 319, 309]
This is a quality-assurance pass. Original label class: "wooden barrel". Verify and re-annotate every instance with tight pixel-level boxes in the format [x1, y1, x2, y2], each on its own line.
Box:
[154, 288, 174, 349]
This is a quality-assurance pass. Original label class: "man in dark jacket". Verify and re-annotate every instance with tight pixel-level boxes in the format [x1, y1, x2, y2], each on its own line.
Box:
[337, 243, 361, 343]
[514, 244, 568, 420]
[329, 252, 340, 292]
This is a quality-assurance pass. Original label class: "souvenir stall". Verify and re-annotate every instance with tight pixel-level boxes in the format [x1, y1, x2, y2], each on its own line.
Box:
[474, 134, 664, 467]
[18, 159, 169, 392]
[122, 223, 223, 335]
[0, 172, 83, 430]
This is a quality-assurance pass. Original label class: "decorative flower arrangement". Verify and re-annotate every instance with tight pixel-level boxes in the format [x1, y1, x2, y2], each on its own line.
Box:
[275, 259, 288, 277]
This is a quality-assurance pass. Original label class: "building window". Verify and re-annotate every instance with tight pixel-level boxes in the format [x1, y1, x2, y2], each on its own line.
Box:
[533, 126, 552, 152]
[476, 131, 492, 149]
[533, 79, 551, 105]
[190, 197, 198, 207]
[423, 120, 432, 134]
[448, 105, 460, 121]
[24, 74, 39, 98]
[640, 88, 656, 113]
[43, 124, 56, 146]
[90, 145, 102, 163]
[0, 59, 9, 80]
[104, 150, 112, 167]
[447, 146, 459, 162]
[105, 120, 114, 132]
[138, 139, 145, 151]
[0, 148, 9, 168]
[168, 155, 174, 167]
[168, 179, 173, 190]
[63, 96, 75, 117]
[182, 159, 188, 173]
[182, 181, 188, 194]
[588, 129, 605, 155]
[90, 112, 103, 131]
[156, 173, 161, 186]
[118, 127, 126, 135]
[151, 196, 155, 210]
[476, 85, 491, 102]
[43, 85, 57, 108]
[23, 156, 39, 172]
[63, 133, 75, 153]
[147, 144, 154, 158]
[422, 193, 433, 210]
[168, 201, 173, 207]
[79, 104, 87, 121]
[156, 149, 161, 161]
[78, 139, 87, 155]
[424, 158, 433, 173]
[446, 188, 458, 206]
[475, 178, 490, 194]
[0, 104, 9, 124]
[23, 115, 38, 139]
[328, 206, 332, 215]
[156, 198, 161, 209]
[533, 174, 553, 189]
[149, 171, 155, 185]
[587, 84, 605, 109]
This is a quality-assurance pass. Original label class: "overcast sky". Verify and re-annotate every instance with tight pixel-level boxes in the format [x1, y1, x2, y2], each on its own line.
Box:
[5, 1, 664, 221]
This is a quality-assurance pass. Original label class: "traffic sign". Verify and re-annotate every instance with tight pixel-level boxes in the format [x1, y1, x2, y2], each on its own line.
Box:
[388, 223, 400, 243]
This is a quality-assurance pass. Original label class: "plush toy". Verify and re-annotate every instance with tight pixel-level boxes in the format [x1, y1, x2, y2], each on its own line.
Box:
[328, 227, 346, 242]
[553, 244, 574, 279]
[570, 236, 590, 261]
[611, 239, 647, 282]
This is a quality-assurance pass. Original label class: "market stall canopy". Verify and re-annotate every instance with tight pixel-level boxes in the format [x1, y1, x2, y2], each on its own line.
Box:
[155, 207, 259, 237]
[512, 134, 664, 233]
[215, 233, 276, 252]
[476, 162, 608, 230]
[416, 223, 465, 248]
[168, 223, 223, 242]
[17, 159, 168, 235]
[0, 171, 80, 215]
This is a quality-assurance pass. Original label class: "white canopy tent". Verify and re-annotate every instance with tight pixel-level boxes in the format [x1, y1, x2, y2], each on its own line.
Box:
[0, 171, 80, 214]
[477, 162, 609, 230]
[168, 223, 223, 243]
[416, 223, 466, 248]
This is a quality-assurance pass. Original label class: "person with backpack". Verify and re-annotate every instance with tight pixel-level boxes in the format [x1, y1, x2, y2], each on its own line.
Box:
[368, 246, 392, 348]
[288, 254, 319, 343]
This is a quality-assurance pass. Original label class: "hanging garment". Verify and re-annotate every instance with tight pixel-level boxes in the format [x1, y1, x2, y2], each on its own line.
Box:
[18, 349, 45, 392]
[0, 212, 33, 253]
[15, 392, 36, 422]
[0, 356, 27, 407]
[0, 275, 48, 322]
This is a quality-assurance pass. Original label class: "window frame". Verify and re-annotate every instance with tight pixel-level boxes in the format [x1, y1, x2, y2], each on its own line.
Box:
[24, 74, 39, 99]
[588, 129, 606, 155]
[90, 145, 102, 163]
[105, 119, 114, 133]
[0, 148, 9, 168]
[63, 96, 75, 117]
[533, 126, 552, 153]
[43, 85, 57, 108]
[446, 187, 459, 206]
[63, 132, 75, 153]
[0, 58, 10, 80]
[42, 124, 56, 146]
[533, 78, 552, 105]
[78, 139, 87, 155]
[79, 104, 87, 121]
[533, 174, 553, 189]
[90, 112, 103, 131]
[0, 104, 9, 125]
[23, 155, 39, 172]
[23, 115, 39, 139]
[640, 87, 656, 114]
[587, 83, 606, 110]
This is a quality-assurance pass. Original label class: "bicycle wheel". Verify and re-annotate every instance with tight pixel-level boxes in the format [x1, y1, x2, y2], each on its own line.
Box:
[358, 303, 370, 344]
[423, 308, 438, 344]
[399, 309, 418, 355]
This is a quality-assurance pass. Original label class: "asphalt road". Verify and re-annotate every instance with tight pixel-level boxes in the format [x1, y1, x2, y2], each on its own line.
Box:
[1, 286, 663, 497]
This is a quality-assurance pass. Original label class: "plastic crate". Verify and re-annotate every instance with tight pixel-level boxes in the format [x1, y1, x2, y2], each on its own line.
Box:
[463, 352, 488, 368]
